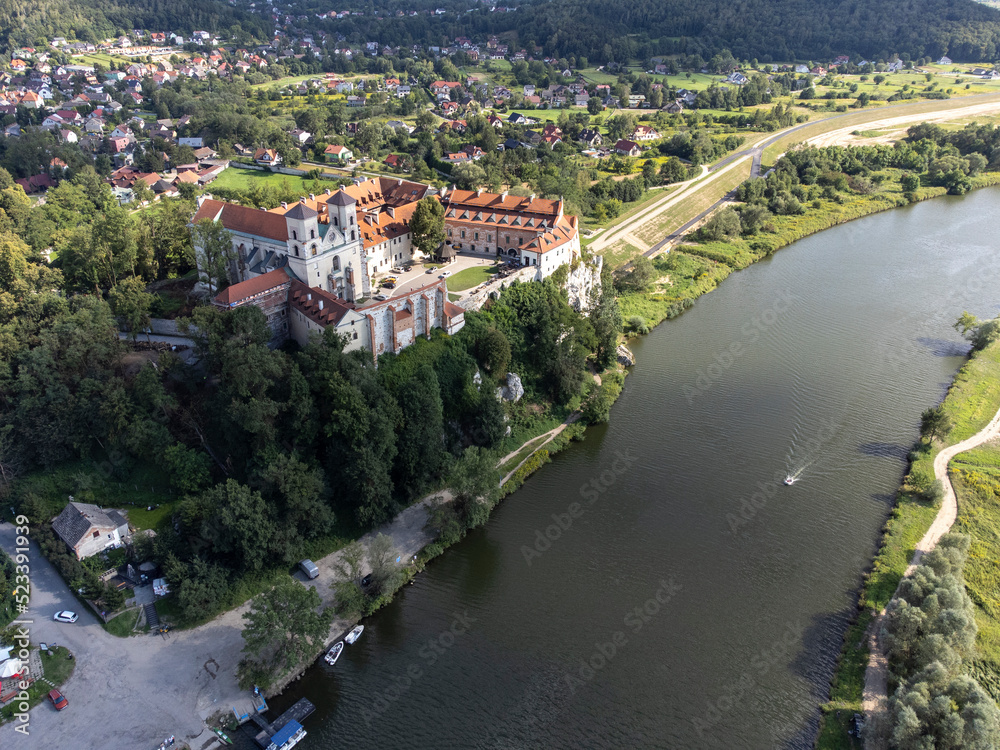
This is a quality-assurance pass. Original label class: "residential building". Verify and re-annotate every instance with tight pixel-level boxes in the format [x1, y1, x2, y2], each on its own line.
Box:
[324, 144, 353, 163]
[51, 501, 130, 560]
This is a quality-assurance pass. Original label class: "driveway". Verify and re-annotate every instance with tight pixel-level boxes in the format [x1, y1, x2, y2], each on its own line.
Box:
[0, 494, 442, 750]
[368, 253, 497, 300]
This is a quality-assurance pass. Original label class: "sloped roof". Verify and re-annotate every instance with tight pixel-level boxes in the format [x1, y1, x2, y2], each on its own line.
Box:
[191, 198, 288, 242]
[284, 201, 317, 220]
[51, 502, 128, 548]
[213, 267, 292, 307]
[288, 278, 355, 326]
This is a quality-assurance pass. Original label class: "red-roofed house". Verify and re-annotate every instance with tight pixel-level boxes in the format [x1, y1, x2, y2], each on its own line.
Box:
[254, 148, 281, 166]
[615, 139, 642, 157]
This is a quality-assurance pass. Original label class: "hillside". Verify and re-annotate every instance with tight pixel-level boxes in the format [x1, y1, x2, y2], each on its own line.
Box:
[300, 0, 1000, 63]
[0, 0, 271, 51]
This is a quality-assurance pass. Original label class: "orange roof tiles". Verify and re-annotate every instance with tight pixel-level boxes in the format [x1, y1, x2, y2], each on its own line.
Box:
[191, 198, 288, 242]
[213, 268, 291, 306]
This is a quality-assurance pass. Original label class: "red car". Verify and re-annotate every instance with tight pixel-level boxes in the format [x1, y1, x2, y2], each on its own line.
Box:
[48, 689, 68, 711]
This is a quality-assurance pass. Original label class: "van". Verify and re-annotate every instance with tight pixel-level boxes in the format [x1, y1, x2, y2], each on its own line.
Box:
[299, 559, 319, 579]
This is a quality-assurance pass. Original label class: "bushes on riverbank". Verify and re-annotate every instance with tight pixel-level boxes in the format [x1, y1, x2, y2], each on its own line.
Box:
[816, 333, 1000, 748]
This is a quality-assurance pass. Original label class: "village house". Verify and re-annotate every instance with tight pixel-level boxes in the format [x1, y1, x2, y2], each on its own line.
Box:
[51, 501, 130, 560]
[615, 139, 642, 157]
[631, 125, 661, 142]
[254, 148, 281, 166]
[324, 144, 353, 163]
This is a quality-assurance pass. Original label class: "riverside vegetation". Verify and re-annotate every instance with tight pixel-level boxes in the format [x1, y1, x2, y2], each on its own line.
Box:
[614, 121, 1000, 333]
[816, 317, 1000, 749]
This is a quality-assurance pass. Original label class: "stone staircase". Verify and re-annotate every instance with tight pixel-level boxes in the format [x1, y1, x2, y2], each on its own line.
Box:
[144, 603, 160, 630]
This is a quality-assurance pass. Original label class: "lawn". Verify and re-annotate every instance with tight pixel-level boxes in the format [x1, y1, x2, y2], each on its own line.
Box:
[817, 337, 1000, 747]
[103, 608, 144, 637]
[13, 457, 177, 530]
[446, 265, 497, 292]
[210, 167, 318, 195]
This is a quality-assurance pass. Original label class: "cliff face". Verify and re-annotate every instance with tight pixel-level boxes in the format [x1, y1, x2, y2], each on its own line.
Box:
[566, 256, 603, 312]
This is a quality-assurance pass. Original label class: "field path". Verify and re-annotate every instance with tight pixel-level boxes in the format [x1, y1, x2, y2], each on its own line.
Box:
[862, 404, 1000, 748]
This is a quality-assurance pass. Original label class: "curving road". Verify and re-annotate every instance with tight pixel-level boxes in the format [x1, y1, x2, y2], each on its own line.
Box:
[862, 405, 1000, 749]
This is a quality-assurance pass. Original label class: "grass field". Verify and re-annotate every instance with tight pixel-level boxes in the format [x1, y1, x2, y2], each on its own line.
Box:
[446, 264, 498, 292]
[817, 336, 1000, 748]
[0, 647, 75, 722]
[210, 167, 319, 195]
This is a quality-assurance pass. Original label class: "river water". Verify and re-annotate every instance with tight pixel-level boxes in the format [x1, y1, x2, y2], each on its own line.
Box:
[259, 189, 1000, 749]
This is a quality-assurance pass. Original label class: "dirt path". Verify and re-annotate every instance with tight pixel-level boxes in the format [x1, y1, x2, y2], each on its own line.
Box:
[589, 164, 711, 252]
[862, 404, 1000, 749]
[808, 101, 1000, 149]
[500, 414, 580, 486]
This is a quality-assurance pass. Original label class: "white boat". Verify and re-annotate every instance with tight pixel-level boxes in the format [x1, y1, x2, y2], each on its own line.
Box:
[345, 625, 364, 645]
[324, 641, 343, 665]
[783, 476, 796, 486]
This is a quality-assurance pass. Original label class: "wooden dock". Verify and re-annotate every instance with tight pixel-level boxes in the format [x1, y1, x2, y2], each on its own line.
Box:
[250, 698, 316, 748]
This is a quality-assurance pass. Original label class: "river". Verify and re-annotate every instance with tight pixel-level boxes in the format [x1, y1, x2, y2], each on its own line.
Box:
[258, 189, 1000, 749]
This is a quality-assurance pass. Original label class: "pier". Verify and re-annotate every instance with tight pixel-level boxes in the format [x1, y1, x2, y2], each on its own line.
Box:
[249, 697, 315, 749]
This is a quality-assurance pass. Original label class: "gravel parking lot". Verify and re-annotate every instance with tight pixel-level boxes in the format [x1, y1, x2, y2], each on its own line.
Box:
[0, 495, 441, 750]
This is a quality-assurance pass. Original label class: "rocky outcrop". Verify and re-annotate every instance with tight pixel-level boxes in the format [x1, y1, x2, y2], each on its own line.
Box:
[496, 372, 525, 402]
[566, 255, 603, 312]
[616, 344, 636, 367]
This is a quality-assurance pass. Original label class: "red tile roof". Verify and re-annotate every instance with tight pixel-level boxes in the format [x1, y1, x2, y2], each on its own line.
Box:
[213, 268, 291, 307]
[191, 198, 288, 242]
[288, 278, 354, 326]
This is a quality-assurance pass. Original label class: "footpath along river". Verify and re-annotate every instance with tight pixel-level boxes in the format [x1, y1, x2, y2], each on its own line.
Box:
[253, 188, 1000, 749]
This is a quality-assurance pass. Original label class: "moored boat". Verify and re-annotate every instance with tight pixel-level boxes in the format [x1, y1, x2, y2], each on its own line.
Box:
[324, 641, 344, 665]
[345, 625, 364, 644]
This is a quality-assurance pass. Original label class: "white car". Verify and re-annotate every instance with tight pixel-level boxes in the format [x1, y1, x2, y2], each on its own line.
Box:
[53, 611, 78, 623]
[438, 269, 452, 278]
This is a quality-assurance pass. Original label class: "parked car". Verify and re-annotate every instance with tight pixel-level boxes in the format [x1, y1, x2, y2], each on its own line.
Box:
[425, 267, 437, 274]
[382, 281, 396, 289]
[53, 611, 78, 623]
[438, 269, 452, 278]
[374, 294, 388, 301]
[48, 689, 68, 711]
[298, 560, 319, 580]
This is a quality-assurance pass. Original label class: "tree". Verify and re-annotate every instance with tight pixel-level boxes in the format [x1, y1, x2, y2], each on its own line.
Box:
[102, 583, 126, 612]
[615, 256, 656, 293]
[587, 96, 602, 115]
[900, 172, 920, 194]
[191, 218, 235, 293]
[409, 196, 445, 257]
[591, 289, 623, 369]
[474, 327, 512, 378]
[955, 312, 1000, 351]
[109, 276, 153, 342]
[699, 207, 742, 241]
[201, 480, 275, 572]
[452, 161, 487, 190]
[367, 533, 402, 596]
[239, 578, 333, 688]
[449, 446, 502, 531]
[920, 405, 951, 442]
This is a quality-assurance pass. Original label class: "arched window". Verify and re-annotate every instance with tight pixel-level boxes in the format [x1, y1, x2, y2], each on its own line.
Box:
[351, 231, 355, 241]
[349, 216, 354, 225]
[310, 229, 315, 239]
[333, 256, 341, 271]
[333, 216, 338, 226]
[311, 245, 317, 256]
[294, 245, 299, 257]
[292, 230, 297, 240]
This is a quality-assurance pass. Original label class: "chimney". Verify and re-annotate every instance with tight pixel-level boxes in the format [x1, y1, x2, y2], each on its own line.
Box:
[299, 196, 306, 203]
[500, 190, 508, 199]
[309, 193, 315, 201]
[281, 201, 287, 208]
[528, 194, 535, 201]
[319, 299, 324, 310]
[397, 178, 402, 186]
[387, 206, 395, 218]
[476, 189, 482, 197]
[325, 188, 332, 195]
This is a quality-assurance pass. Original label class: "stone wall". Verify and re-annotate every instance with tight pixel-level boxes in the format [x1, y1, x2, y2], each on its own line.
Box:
[456, 267, 539, 311]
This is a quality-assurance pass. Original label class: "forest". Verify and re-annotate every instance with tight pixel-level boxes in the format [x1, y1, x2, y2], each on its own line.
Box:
[0, 0, 269, 50]
[0, 159, 622, 626]
[281, 0, 1000, 64]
